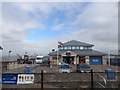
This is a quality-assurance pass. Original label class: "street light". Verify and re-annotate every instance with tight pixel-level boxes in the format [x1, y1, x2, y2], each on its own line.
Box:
[8, 51, 11, 70]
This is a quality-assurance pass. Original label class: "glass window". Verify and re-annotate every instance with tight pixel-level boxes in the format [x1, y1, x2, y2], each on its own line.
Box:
[59, 46, 63, 50]
[52, 57, 60, 60]
[60, 65, 70, 69]
[88, 47, 92, 50]
[64, 46, 68, 50]
[68, 46, 71, 50]
[84, 47, 88, 50]
[80, 46, 83, 50]
[76, 46, 79, 50]
[72, 46, 76, 50]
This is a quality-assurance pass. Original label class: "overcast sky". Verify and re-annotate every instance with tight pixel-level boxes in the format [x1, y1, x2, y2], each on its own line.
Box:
[1, 1, 118, 56]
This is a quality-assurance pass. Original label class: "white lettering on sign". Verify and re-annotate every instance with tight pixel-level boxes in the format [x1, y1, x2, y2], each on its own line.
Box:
[93, 59, 99, 62]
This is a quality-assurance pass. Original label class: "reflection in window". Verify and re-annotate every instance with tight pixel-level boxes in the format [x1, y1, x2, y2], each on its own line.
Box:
[76, 46, 79, 50]
[80, 46, 83, 50]
[52, 57, 60, 60]
[72, 46, 76, 50]
[88, 47, 92, 50]
[68, 46, 71, 50]
[64, 46, 68, 50]
[84, 47, 88, 50]
[59, 46, 64, 50]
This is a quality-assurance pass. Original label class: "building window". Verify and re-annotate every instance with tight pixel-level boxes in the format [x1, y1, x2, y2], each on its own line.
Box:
[88, 47, 92, 50]
[84, 47, 88, 50]
[59, 46, 64, 50]
[80, 46, 84, 50]
[66, 52, 71, 56]
[64, 46, 68, 50]
[76, 46, 79, 50]
[72, 46, 76, 50]
[52, 57, 60, 60]
[68, 46, 71, 50]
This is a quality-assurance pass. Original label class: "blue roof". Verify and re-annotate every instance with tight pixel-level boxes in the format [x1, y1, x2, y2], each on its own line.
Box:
[62, 40, 94, 47]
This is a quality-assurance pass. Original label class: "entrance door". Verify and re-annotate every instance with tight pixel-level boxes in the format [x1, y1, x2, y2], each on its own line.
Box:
[63, 56, 74, 64]
[79, 56, 85, 63]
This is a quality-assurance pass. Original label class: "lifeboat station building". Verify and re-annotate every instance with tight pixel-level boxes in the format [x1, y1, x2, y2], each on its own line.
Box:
[49, 40, 108, 65]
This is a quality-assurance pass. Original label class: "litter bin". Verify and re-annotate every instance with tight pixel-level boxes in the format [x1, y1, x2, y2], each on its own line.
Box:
[105, 69, 116, 80]
[25, 66, 31, 73]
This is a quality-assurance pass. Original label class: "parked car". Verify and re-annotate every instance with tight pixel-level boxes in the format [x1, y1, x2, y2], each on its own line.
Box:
[76, 63, 91, 73]
[58, 61, 66, 66]
[59, 64, 71, 73]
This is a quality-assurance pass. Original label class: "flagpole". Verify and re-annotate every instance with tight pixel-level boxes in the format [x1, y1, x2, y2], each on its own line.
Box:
[57, 41, 63, 65]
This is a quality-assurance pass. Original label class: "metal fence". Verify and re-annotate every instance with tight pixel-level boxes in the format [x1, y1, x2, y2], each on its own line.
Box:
[2, 70, 120, 89]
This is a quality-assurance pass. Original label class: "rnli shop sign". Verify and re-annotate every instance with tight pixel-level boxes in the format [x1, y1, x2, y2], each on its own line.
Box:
[17, 74, 34, 84]
[2, 74, 18, 84]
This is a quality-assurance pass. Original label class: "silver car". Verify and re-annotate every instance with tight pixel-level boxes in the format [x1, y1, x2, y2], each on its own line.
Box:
[59, 64, 71, 73]
[76, 63, 91, 73]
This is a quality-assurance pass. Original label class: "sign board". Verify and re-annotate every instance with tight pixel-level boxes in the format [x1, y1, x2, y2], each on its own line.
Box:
[2, 74, 18, 84]
[90, 56, 102, 65]
[17, 74, 34, 84]
[93, 59, 99, 62]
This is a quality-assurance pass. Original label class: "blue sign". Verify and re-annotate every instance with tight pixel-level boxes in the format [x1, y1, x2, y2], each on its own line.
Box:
[2, 74, 18, 84]
[90, 56, 102, 65]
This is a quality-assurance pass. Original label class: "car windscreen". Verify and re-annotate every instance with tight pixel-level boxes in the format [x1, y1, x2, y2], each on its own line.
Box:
[37, 58, 43, 60]
[60, 65, 70, 69]
[80, 65, 90, 68]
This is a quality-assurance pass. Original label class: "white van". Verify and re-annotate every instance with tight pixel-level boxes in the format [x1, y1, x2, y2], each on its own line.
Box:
[36, 56, 44, 64]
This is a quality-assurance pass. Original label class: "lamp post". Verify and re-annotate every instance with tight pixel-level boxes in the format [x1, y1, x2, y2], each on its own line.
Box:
[34, 53, 37, 64]
[108, 53, 111, 66]
[8, 51, 11, 70]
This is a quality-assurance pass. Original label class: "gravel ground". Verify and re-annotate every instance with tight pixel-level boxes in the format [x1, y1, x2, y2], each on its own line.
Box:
[2, 84, 57, 88]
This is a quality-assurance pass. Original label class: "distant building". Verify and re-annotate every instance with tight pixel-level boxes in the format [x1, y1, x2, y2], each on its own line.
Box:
[49, 40, 108, 65]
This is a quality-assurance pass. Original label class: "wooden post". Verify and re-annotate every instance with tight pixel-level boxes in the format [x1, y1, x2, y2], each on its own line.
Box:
[41, 70, 43, 89]
[91, 69, 94, 88]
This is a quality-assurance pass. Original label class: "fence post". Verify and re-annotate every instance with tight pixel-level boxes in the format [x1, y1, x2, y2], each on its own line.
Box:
[41, 70, 43, 89]
[91, 69, 94, 88]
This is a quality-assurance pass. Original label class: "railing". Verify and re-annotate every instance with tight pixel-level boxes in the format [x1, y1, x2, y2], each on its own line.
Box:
[95, 72, 107, 88]
[2, 70, 120, 89]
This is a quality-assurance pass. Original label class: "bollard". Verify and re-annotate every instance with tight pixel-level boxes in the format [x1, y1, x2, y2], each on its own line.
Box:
[41, 70, 43, 89]
[91, 69, 93, 89]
